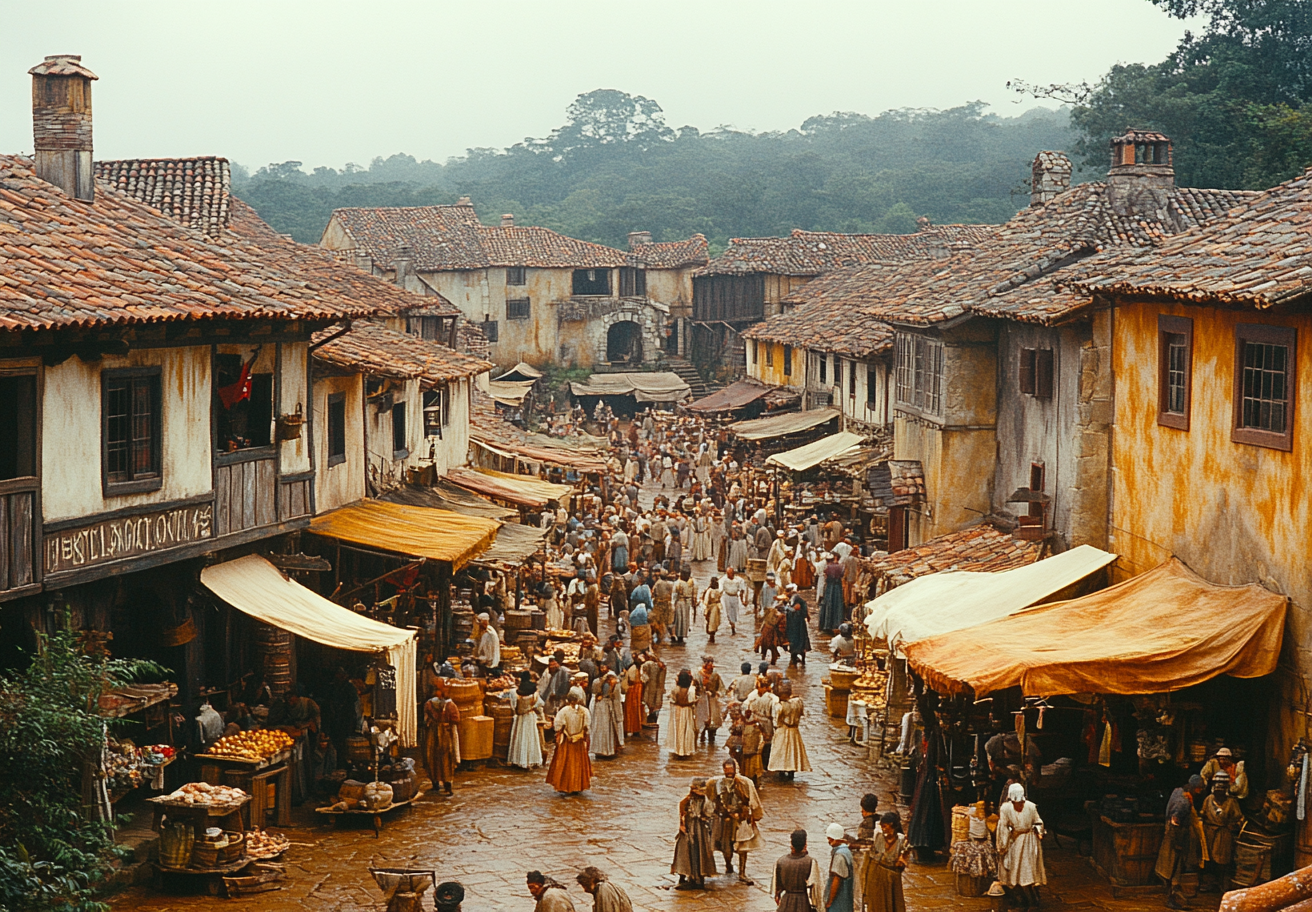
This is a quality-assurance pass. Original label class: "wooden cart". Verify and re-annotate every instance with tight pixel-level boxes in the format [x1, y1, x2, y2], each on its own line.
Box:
[315, 787, 428, 837]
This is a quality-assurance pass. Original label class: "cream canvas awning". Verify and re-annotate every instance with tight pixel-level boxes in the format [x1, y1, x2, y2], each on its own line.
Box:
[488, 379, 536, 406]
[569, 371, 691, 403]
[308, 500, 499, 570]
[201, 555, 419, 746]
[902, 558, 1287, 696]
[447, 467, 575, 509]
[766, 431, 865, 472]
[729, 408, 838, 441]
[864, 544, 1118, 655]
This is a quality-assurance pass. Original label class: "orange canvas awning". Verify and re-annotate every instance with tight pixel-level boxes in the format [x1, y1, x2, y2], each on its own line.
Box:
[308, 500, 499, 570]
[903, 559, 1286, 696]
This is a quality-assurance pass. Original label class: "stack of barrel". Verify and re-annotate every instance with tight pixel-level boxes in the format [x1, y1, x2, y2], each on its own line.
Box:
[486, 693, 515, 760]
[255, 623, 293, 697]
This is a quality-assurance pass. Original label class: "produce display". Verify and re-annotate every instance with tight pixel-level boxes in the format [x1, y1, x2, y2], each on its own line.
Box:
[206, 729, 294, 761]
[159, 781, 249, 807]
[244, 828, 290, 859]
[104, 739, 175, 793]
[482, 674, 516, 692]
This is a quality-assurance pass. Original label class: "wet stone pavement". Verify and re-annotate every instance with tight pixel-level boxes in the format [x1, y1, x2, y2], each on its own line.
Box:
[111, 479, 1223, 912]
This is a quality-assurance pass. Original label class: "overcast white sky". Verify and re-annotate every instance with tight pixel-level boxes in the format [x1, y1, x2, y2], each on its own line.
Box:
[0, 1, 1204, 171]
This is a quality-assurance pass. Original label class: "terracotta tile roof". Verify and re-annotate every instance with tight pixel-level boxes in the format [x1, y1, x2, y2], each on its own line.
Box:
[312, 320, 492, 385]
[742, 265, 896, 357]
[29, 55, 98, 79]
[0, 155, 381, 333]
[327, 204, 701, 272]
[864, 522, 1041, 590]
[95, 157, 231, 237]
[1072, 166, 1312, 307]
[627, 235, 709, 269]
[697, 225, 992, 277]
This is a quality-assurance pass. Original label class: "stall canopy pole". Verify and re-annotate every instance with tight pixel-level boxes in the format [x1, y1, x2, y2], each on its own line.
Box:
[339, 558, 427, 603]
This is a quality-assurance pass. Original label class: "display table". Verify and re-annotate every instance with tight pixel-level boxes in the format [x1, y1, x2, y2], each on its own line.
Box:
[1089, 810, 1164, 894]
[148, 796, 253, 894]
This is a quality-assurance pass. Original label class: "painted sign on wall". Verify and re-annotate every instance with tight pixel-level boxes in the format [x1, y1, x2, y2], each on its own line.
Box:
[44, 503, 214, 574]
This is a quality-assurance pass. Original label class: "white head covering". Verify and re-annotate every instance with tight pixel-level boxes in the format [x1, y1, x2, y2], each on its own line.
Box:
[825, 823, 846, 841]
[568, 686, 586, 704]
[1007, 783, 1026, 803]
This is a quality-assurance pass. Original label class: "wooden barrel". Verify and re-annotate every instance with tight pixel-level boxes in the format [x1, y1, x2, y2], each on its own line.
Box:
[504, 610, 533, 632]
[447, 680, 484, 715]
[255, 624, 291, 648]
[530, 609, 546, 631]
[345, 735, 373, 765]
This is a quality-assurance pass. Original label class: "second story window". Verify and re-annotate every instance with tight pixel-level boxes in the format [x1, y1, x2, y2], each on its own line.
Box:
[391, 402, 408, 458]
[817, 354, 826, 385]
[215, 353, 273, 452]
[327, 392, 346, 467]
[765, 344, 773, 368]
[407, 316, 446, 341]
[0, 373, 37, 481]
[423, 387, 448, 437]
[572, 268, 611, 296]
[103, 369, 161, 493]
[835, 357, 843, 389]
[483, 318, 499, 343]
[894, 333, 944, 416]
[1234, 323, 1296, 450]
[619, 267, 647, 297]
[506, 267, 526, 286]
[849, 359, 857, 397]
[507, 298, 531, 321]
[783, 345, 792, 377]
[1018, 348, 1054, 400]
[1158, 315, 1193, 430]
[867, 364, 878, 407]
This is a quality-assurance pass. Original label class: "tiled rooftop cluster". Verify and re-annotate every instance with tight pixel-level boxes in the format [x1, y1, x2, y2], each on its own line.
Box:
[697, 225, 994, 277]
[329, 204, 706, 273]
[626, 235, 709, 269]
[865, 523, 1041, 590]
[95, 157, 232, 237]
[312, 320, 492, 385]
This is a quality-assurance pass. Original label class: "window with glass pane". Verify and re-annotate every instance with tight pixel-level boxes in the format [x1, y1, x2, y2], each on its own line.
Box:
[894, 333, 943, 415]
[1166, 334, 1188, 413]
[103, 372, 161, 489]
[1241, 341, 1288, 432]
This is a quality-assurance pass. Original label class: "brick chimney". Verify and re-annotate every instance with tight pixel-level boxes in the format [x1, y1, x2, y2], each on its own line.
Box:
[1107, 129, 1174, 218]
[1030, 151, 1072, 207]
[501, 213, 514, 228]
[390, 244, 414, 289]
[628, 230, 653, 249]
[30, 54, 98, 202]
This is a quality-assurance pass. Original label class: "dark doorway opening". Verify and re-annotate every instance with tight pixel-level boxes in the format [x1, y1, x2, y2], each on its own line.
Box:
[607, 321, 643, 364]
[572, 269, 611, 296]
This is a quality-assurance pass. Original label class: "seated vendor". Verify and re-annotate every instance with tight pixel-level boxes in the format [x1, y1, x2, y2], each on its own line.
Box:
[830, 623, 857, 664]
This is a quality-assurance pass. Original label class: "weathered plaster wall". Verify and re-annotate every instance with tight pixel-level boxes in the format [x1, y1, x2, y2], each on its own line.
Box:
[364, 378, 423, 489]
[42, 346, 212, 522]
[278, 341, 311, 475]
[426, 377, 472, 477]
[313, 374, 365, 513]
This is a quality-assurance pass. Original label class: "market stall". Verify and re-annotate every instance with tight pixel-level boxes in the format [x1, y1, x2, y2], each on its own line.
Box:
[446, 466, 576, 510]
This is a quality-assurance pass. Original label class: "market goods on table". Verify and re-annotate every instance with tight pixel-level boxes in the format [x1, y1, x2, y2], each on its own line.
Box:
[244, 828, 291, 860]
[155, 781, 249, 808]
[205, 729, 294, 761]
[482, 674, 515, 692]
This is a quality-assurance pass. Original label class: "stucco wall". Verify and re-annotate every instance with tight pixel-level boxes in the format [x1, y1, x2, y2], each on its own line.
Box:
[364, 378, 424, 488]
[426, 377, 472, 476]
[42, 346, 213, 522]
[313, 374, 365, 513]
[279, 341, 311, 475]
[750, 341, 801, 388]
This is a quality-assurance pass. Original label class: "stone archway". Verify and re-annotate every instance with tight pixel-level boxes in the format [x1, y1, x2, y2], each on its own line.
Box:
[592, 304, 663, 366]
[607, 320, 644, 364]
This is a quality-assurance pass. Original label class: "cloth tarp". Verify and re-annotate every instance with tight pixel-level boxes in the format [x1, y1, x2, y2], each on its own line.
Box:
[475, 521, 548, 567]
[864, 544, 1118, 655]
[308, 500, 499, 570]
[447, 467, 574, 508]
[201, 555, 419, 746]
[902, 558, 1287, 696]
[728, 408, 838, 441]
[488, 379, 536, 406]
[766, 431, 865, 472]
[380, 483, 517, 522]
[569, 371, 691, 403]
[686, 380, 774, 413]
[494, 362, 543, 383]
[471, 432, 609, 474]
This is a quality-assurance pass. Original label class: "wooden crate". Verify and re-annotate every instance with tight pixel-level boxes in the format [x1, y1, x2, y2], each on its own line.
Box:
[458, 715, 495, 761]
[824, 684, 849, 718]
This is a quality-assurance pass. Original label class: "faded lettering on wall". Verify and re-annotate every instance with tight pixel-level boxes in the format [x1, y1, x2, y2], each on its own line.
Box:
[44, 504, 214, 574]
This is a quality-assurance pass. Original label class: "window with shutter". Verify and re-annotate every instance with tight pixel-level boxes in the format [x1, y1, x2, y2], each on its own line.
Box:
[1018, 349, 1036, 395]
[1035, 350, 1054, 400]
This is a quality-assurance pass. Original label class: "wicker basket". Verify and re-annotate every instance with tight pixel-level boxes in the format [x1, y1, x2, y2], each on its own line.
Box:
[829, 667, 861, 691]
[158, 822, 194, 868]
[219, 832, 245, 864]
[192, 843, 220, 868]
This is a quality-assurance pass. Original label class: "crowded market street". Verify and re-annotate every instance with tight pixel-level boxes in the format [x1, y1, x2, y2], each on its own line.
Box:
[108, 461, 1224, 912]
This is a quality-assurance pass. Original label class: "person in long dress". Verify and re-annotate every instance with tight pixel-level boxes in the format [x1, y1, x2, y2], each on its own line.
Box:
[997, 783, 1046, 907]
[672, 777, 718, 890]
[707, 758, 766, 884]
[590, 671, 624, 759]
[862, 812, 909, 912]
[769, 680, 812, 779]
[423, 679, 460, 795]
[745, 676, 779, 770]
[542, 583, 565, 632]
[508, 673, 544, 770]
[784, 586, 812, 667]
[702, 578, 723, 644]
[640, 651, 667, 724]
[622, 661, 644, 738]
[819, 553, 846, 634]
[672, 571, 697, 645]
[694, 657, 726, 746]
[546, 687, 593, 794]
[691, 514, 712, 562]
[727, 528, 749, 571]
[666, 669, 698, 759]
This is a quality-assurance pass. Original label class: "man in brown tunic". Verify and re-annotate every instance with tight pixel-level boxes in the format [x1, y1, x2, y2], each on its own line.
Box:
[772, 829, 823, 912]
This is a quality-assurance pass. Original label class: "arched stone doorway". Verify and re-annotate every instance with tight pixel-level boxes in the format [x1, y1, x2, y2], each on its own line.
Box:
[607, 320, 643, 364]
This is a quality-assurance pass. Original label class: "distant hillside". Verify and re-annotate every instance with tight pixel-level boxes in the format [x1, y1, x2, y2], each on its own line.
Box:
[234, 91, 1078, 247]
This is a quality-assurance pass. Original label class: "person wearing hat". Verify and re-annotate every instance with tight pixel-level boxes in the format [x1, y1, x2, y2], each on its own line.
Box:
[1200, 746, 1248, 799]
[998, 783, 1047, 908]
[695, 656, 726, 746]
[1157, 774, 1208, 908]
[1201, 770, 1243, 892]
[546, 687, 593, 795]
[825, 823, 856, 912]
[759, 570, 779, 622]
[772, 829, 824, 912]
[473, 613, 501, 676]
[707, 758, 766, 885]
[423, 677, 460, 796]
[673, 776, 718, 890]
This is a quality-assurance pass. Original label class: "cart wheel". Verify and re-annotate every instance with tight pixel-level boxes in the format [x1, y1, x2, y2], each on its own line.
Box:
[373, 814, 382, 837]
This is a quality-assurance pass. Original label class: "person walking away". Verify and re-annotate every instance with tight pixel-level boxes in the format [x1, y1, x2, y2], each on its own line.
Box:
[666, 669, 699, 759]
[590, 671, 624, 759]
[546, 688, 593, 795]
[1155, 775, 1205, 909]
[746, 675, 779, 770]
[508, 672, 544, 770]
[526, 871, 575, 912]
[651, 568, 674, 645]
[674, 777, 718, 889]
[864, 812, 909, 912]
[695, 657, 725, 745]
[622, 660, 644, 738]
[628, 601, 652, 654]
[772, 829, 824, 912]
[825, 823, 856, 912]
[640, 651, 667, 724]
[819, 554, 845, 635]
[708, 758, 766, 884]
[576, 866, 632, 912]
[1201, 771, 1243, 892]
[703, 577, 723, 644]
[672, 570, 697, 645]
[758, 596, 784, 666]
[423, 677, 460, 795]
[769, 680, 811, 780]
[784, 586, 812, 667]
[998, 783, 1047, 908]
[730, 662, 757, 702]
[721, 567, 748, 636]
[741, 706, 765, 784]
[852, 793, 879, 911]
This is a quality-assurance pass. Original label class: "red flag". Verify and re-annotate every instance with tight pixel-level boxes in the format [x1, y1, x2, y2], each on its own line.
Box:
[218, 361, 253, 409]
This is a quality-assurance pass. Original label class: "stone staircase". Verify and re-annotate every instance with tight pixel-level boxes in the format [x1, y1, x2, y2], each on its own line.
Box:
[663, 355, 714, 400]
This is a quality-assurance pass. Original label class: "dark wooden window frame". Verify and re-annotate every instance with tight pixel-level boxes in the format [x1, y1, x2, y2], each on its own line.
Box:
[849, 357, 857, 397]
[1233, 323, 1296, 451]
[483, 318, 499, 343]
[782, 344, 792, 377]
[619, 267, 647, 298]
[817, 353, 826, 385]
[506, 297, 531, 321]
[391, 401, 409, 459]
[1019, 348, 1054, 400]
[102, 367, 163, 496]
[326, 392, 347, 467]
[506, 266, 526, 286]
[1157, 314, 1193, 430]
[867, 363, 878, 407]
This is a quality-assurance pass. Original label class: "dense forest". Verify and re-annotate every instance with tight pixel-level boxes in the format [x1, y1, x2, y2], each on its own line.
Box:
[236, 0, 1312, 249]
[234, 102, 1076, 248]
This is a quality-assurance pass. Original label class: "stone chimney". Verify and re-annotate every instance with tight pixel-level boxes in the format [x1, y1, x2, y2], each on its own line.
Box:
[501, 213, 515, 228]
[353, 249, 375, 274]
[390, 244, 414, 289]
[30, 54, 98, 202]
[628, 230, 653, 250]
[1107, 129, 1174, 218]
[1030, 150, 1072, 207]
